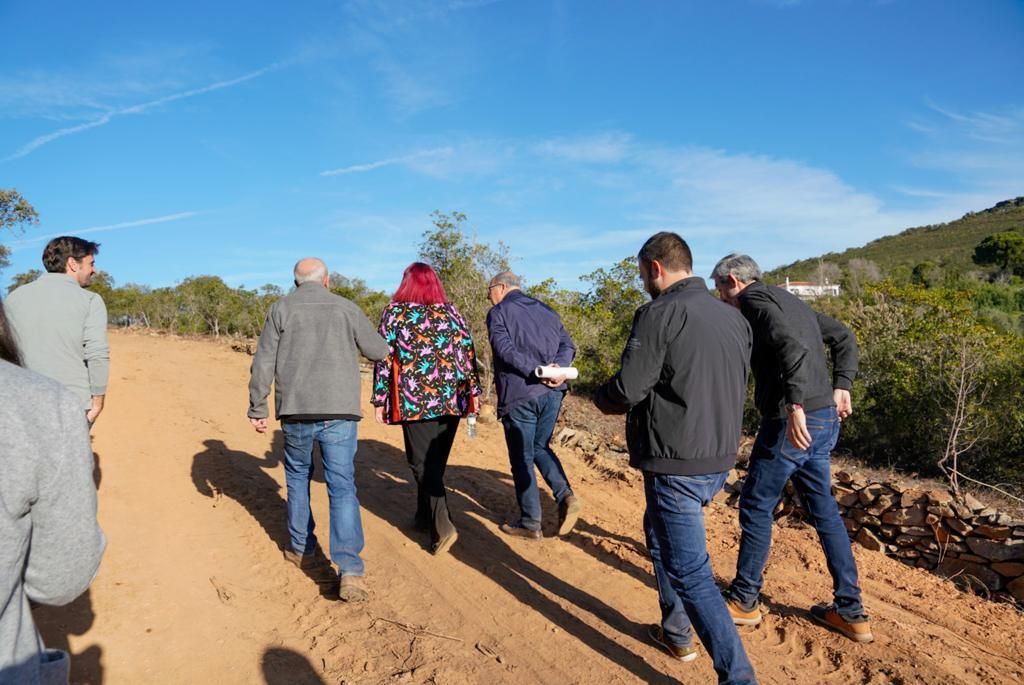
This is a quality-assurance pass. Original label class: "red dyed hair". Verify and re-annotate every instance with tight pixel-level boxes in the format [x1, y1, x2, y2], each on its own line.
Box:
[392, 262, 449, 305]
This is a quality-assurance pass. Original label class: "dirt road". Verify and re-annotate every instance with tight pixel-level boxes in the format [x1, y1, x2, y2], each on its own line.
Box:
[34, 331, 1024, 684]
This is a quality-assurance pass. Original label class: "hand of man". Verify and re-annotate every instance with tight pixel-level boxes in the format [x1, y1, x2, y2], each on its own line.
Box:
[539, 363, 567, 388]
[86, 395, 105, 425]
[833, 388, 853, 422]
[374, 405, 386, 424]
[786, 406, 812, 451]
[250, 417, 268, 433]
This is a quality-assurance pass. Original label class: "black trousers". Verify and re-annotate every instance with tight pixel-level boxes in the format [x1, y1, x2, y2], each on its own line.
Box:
[401, 416, 460, 544]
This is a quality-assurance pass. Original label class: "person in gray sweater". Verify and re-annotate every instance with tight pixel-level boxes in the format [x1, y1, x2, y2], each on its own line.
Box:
[5, 236, 110, 425]
[0, 302, 106, 685]
[248, 258, 388, 602]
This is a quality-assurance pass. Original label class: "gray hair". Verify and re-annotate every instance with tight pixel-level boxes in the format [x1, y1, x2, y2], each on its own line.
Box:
[489, 271, 521, 288]
[294, 257, 328, 285]
[711, 254, 762, 283]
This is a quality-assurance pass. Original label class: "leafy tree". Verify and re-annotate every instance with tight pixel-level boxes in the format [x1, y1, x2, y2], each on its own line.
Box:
[973, 231, 1024, 277]
[0, 188, 40, 273]
[329, 272, 389, 322]
[7, 269, 42, 293]
[911, 260, 943, 287]
[176, 276, 240, 337]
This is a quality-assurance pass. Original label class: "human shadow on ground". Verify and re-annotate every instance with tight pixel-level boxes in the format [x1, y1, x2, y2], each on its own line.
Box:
[423, 457, 660, 589]
[34, 590, 102, 685]
[261, 647, 327, 685]
[190, 434, 337, 598]
[356, 438, 681, 685]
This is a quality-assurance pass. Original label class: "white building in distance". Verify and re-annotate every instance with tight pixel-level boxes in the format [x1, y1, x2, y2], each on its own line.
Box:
[779, 277, 841, 299]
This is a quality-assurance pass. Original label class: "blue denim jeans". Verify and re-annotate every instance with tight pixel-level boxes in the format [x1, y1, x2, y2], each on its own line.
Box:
[500, 392, 572, 531]
[644, 472, 757, 685]
[728, 406, 864, 619]
[281, 419, 365, 577]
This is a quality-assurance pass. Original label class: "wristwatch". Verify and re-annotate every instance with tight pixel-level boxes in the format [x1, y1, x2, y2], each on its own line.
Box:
[785, 403, 803, 414]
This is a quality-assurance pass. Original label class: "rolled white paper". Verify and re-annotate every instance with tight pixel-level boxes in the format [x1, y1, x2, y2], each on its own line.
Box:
[534, 365, 579, 380]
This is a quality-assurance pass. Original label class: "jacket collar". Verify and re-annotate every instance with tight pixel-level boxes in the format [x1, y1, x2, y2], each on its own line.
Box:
[656, 276, 704, 298]
[738, 279, 768, 303]
[40, 272, 79, 286]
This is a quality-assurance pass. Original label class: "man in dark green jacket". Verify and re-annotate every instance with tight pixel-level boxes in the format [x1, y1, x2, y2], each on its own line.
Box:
[712, 253, 872, 644]
[595, 233, 756, 684]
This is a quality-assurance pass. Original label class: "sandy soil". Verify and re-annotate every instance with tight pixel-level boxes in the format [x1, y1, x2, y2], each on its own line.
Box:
[33, 330, 1024, 685]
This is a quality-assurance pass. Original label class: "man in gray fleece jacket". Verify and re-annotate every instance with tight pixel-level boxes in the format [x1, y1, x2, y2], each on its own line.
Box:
[248, 257, 388, 602]
[5, 236, 110, 425]
[1, 332, 106, 683]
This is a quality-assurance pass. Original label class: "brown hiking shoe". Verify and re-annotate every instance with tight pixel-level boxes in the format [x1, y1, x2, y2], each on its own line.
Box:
[284, 548, 331, 571]
[557, 495, 581, 536]
[338, 575, 368, 603]
[647, 625, 698, 662]
[810, 604, 873, 643]
[499, 523, 542, 540]
[726, 598, 762, 626]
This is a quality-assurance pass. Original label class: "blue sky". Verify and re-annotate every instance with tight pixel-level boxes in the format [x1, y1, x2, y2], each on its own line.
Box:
[2, 0, 1023, 293]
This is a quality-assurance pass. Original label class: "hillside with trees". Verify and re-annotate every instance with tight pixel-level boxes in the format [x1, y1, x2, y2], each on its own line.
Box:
[766, 197, 1024, 286]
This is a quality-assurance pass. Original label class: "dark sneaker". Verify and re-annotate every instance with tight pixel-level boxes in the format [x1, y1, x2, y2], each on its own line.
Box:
[647, 625, 698, 662]
[557, 494, 581, 536]
[284, 548, 331, 571]
[431, 531, 459, 556]
[338, 575, 368, 603]
[726, 598, 763, 626]
[499, 523, 542, 540]
[810, 604, 874, 643]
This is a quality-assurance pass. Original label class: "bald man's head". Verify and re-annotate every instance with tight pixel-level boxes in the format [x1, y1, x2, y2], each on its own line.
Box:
[294, 257, 329, 286]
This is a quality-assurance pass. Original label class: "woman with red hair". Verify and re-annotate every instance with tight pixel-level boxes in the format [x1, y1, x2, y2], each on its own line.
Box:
[372, 262, 481, 555]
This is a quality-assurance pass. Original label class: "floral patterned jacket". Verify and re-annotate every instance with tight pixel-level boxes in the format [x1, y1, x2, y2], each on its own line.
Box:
[371, 302, 482, 423]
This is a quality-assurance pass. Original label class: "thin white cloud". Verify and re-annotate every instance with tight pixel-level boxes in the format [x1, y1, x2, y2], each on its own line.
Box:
[534, 133, 634, 164]
[320, 147, 454, 176]
[10, 211, 201, 251]
[4, 65, 280, 161]
[908, 102, 1024, 199]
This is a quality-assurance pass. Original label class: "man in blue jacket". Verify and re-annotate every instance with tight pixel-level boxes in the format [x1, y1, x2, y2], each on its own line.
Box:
[486, 271, 580, 539]
[595, 233, 756, 684]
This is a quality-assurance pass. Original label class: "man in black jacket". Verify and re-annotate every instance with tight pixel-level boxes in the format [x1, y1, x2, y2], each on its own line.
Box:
[711, 253, 873, 644]
[595, 233, 756, 684]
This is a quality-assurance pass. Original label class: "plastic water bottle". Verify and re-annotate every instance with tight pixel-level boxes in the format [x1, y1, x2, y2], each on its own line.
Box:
[467, 414, 477, 439]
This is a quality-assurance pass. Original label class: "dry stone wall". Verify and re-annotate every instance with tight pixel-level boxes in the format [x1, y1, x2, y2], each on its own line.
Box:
[722, 469, 1024, 604]
[553, 426, 1024, 606]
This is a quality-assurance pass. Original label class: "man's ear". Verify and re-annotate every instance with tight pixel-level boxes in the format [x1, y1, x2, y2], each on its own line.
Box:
[649, 259, 664, 281]
[65, 257, 79, 274]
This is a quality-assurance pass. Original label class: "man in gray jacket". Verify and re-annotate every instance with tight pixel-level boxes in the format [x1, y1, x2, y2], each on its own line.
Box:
[248, 258, 388, 602]
[5, 236, 110, 425]
[1, 303, 106, 685]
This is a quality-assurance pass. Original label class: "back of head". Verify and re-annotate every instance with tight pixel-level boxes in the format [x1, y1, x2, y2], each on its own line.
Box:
[42, 236, 100, 273]
[638, 232, 692, 274]
[711, 254, 762, 284]
[392, 262, 449, 305]
[293, 257, 328, 286]
[489, 271, 520, 288]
